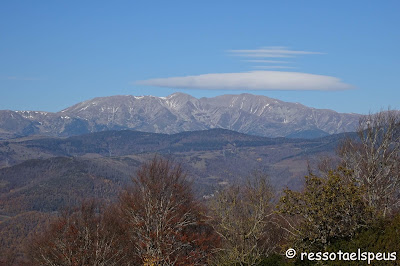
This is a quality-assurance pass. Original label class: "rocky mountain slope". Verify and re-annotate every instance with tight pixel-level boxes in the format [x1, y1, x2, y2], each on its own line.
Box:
[0, 93, 361, 139]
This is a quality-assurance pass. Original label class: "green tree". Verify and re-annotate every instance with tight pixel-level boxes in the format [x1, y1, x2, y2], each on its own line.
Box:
[325, 214, 400, 265]
[278, 168, 373, 251]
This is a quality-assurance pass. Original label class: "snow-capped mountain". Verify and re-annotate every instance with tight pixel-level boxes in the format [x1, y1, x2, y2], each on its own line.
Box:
[0, 93, 361, 139]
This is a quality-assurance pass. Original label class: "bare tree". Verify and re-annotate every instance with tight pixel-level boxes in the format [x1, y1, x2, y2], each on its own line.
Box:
[27, 200, 127, 266]
[338, 110, 400, 216]
[209, 172, 282, 265]
[118, 157, 217, 265]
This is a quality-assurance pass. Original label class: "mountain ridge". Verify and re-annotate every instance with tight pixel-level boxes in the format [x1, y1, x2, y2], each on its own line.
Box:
[0, 92, 361, 139]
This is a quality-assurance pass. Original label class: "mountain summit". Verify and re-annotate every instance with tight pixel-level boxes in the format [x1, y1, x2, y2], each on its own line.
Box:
[0, 93, 360, 139]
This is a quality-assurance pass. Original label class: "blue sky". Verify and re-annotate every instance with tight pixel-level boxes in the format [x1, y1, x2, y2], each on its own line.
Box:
[1, 1, 399, 114]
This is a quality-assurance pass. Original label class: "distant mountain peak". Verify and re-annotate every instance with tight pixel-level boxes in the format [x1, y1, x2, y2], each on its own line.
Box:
[169, 92, 190, 97]
[0, 93, 361, 140]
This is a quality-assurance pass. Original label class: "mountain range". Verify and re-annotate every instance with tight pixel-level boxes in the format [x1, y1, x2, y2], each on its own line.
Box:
[0, 92, 361, 261]
[0, 93, 361, 140]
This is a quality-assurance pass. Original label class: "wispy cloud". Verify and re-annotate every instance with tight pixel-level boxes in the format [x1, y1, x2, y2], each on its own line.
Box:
[229, 46, 323, 70]
[244, 59, 292, 63]
[252, 66, 296, 69]
[136, 71, 354, 91]
[136, 46, 346, 92]
[228, 46, 324, 58]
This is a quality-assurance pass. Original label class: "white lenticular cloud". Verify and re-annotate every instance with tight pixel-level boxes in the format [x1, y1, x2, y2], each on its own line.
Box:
[136, 71, 354, 91]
